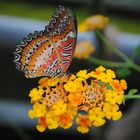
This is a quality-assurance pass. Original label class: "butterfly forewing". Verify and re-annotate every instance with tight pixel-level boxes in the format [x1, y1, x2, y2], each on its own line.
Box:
[14, 5, 77, 78]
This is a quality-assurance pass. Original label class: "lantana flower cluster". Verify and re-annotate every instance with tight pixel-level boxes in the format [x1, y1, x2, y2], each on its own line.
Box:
[28, 66, 127, 133]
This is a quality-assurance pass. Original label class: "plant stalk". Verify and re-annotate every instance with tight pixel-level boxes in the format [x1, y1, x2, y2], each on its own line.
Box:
[88, 57, 127, 68]
[95, 30, 140, 72]
[125, 95, 140, 100]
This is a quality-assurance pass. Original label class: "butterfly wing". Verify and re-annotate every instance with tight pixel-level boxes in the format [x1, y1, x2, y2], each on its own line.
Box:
[14, 5, 77, 78]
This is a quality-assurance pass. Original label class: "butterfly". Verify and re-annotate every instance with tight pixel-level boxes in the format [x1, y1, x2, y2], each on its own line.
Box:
[14, 5, 77, 78]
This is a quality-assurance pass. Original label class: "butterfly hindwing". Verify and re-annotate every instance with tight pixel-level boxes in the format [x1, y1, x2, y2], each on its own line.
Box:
[14, 5, 77, 78]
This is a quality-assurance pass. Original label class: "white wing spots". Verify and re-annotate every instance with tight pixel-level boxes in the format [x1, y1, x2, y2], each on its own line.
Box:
[55, 40, 61, 48]
[34, 45, 53, 69]
[63, 31, 74, 42]
[63, 44, 72, 51]
[25, 38, 48, 65]
[62, 51, 72, 57]
[46, 57, 59, 72]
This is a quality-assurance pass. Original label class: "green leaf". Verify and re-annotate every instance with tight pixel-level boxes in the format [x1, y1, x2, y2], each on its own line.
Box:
[106, 83, 113, 90]
[116, 68, 131, 78]
[128, 89, 138, 95]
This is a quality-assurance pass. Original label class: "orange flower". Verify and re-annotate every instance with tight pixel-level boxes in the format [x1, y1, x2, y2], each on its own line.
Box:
[111, 80, 127, 91]
[76, 114, 92, 133]
[74, 40, 94, 59]
[59, 112, 73, 129]
[78, 15, 109, 32]
[36, 117, 47, 132]
[90, 66, 106, 77]
[68, 92, 83, 107]
[38, 77, 48, 87]
[84, 15, 109, 30]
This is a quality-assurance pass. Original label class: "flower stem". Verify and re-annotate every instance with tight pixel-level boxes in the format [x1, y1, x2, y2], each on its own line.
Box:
[130, 62, 140, 72]
[95, 30, 129, 61]
[88, 57, 127, 68]
[125, 95, 140, 100]
[94, 30, 140, 72]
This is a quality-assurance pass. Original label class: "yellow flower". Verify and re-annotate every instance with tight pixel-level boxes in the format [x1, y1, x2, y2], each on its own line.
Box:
[28, 110, 34, 119]
[85, 15, 109, 29]
[111, 79, 127, 91]
[39, 77, 68, 88]
[101, 69, 116, 83]
[76, 114, 92, 133]
[88, 107, 105, 127]
[69, 74, 76, 81]
[68, 92, 83, 107]
[28, 66, 127, 133]
[96, 65, 106, 72]
[47, 78, 61, 87]
[51, 100, 67, 115]
[28, 102, 46, 119]
[36, 117, 47, 132]
[90, 66, 116, 83]
[105, 90, 124, 105]
[90, 65, 106, 78]
[106, 69, 116, 78]
[103, 103, 122, 120]
[29, 88, 44, 102]
[64, 79, 84, 92]
[36, 125, 46, 132]
[76, 70, 89, 80]
[67, 103, 78, 118]
[78, 22, 89, 32]
[45, 111, 59, 129]
[59, 112, 73, 129]
[77, 126, 89, 134]
[74, 40, 94, 59]
[78, 15, 109, 32]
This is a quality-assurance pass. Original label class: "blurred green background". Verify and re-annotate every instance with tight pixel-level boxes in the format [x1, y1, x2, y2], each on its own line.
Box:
[1, 0, 140, 33]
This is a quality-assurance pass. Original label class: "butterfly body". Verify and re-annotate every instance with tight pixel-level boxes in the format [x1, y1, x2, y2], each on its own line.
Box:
[14, 6, 77, 78]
